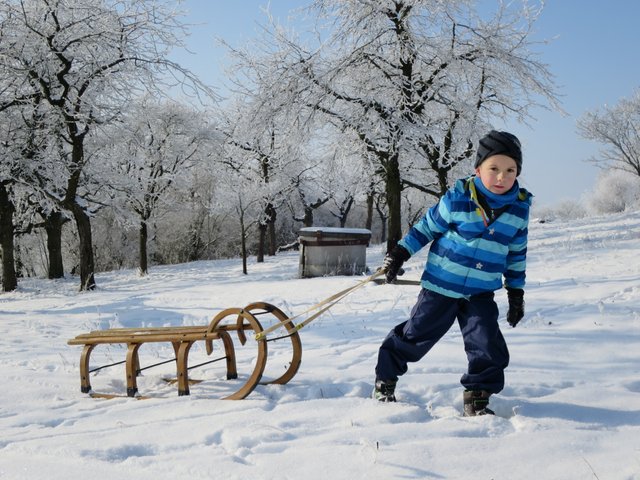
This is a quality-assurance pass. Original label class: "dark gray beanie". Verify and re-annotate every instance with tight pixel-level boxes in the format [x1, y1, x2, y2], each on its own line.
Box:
[475, 130, 523, 175]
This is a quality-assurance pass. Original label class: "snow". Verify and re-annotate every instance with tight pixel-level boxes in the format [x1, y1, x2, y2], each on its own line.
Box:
[1, 211, 640, 480]
[298, 227, 372, 235]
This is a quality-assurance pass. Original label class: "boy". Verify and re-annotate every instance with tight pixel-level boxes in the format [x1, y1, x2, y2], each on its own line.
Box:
[373, 130, 531, 416]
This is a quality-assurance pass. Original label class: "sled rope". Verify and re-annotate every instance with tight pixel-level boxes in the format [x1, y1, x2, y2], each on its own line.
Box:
[254, 269, 385, 340]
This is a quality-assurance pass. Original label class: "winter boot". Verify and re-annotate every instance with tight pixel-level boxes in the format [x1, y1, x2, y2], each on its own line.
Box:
[372, 379, 397, 402]
[463, 390, 495, 416]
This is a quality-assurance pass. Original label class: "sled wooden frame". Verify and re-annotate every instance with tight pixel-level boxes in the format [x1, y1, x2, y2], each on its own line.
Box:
[67, 302, 302, 400]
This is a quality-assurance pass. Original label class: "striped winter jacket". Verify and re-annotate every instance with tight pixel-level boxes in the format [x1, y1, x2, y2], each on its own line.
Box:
[398, 177, 532, 299]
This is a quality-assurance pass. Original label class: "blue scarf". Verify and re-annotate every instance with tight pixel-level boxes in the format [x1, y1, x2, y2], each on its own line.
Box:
[473, 175, 519, 209]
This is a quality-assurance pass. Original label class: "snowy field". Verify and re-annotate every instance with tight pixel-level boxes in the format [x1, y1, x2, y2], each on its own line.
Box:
[1, 211, 639, 479]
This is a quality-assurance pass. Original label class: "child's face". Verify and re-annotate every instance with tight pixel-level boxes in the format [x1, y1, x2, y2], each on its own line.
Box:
[475, 154, 518, 194]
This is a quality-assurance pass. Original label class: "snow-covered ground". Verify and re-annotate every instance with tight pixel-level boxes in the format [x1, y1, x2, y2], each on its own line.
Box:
[1, 211, 639, 480]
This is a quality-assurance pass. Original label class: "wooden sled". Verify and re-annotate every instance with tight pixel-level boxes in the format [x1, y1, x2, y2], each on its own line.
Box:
[67, 302, 302, 400]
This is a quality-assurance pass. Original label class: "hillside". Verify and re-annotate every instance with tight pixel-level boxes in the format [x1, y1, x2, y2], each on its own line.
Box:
[1, 211, 639, 479]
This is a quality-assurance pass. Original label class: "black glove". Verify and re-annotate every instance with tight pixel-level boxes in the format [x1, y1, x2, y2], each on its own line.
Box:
[506, 287, 525, 327]
[382, 245, 411, 283]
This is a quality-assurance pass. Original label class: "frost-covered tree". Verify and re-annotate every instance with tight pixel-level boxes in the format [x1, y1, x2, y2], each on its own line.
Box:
[290, 167, 332, 228]
[0, 0, 214, 290]
[3, 102, 72, 280]
[219, 88, 302, 262]
[288, 135, 371, 229]
[237, 0, 559, 251]
[589, 169, 640, 214]
[325, 142, 371, 228]
[103, 98, 217, 275]
[0, 99, 57, 289]
[0, 107, 20, 291]
[577, 89, 640, 178]
[217, 171, 262, 274]
[532, 200, 586, 223]
[0, 181, 17, 291]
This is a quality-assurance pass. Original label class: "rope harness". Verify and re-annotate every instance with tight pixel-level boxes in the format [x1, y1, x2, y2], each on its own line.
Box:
[254, 269, 386, 340]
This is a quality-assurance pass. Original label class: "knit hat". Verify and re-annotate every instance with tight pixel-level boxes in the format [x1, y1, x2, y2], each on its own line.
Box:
[475, 130, 523, 176]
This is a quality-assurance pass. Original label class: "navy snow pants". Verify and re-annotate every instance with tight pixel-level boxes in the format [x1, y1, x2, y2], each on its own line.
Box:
[375, 288, 509, 394]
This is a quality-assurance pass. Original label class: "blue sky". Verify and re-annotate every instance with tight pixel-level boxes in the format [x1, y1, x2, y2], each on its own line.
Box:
[174, 0, 640, 207]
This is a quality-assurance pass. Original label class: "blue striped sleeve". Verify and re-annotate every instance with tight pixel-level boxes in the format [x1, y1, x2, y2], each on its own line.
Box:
[504, 226, 528, 288]
[399, 192, 452, 255]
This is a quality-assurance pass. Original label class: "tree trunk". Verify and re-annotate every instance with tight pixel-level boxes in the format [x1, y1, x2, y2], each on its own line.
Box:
[378, 211, 387, 244]
[44, 210, 66, 279]
[303, 207, 314, 227]
[257, 202, 276, 261]
[257, 223, 266, 263]
[0, 182, 18, 292]
[375, 195, 388, 245]
[437, 165, 449, 198]
[385, 154, 403, 253]
[139, 220, 148, 276]
[365, 190, 374, 232]
[336, 196, 354, 228]
[240, 213, 248, 275]
[295, 195, 329, 228]
[267, 208, 277, 256]
[69, 203, 96, 290]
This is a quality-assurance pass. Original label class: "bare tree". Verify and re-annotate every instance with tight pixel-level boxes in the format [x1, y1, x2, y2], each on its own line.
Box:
[577, 89, 640, 177]
[289, 161, 333, 228]
[248, 0, 559, 252]
[231, 186, 261, 275]
[105, 98, 216, 275]
[3, 100, 70, 280]
[0, 181, 18, 291]
[0, 100, 53, 289]
[0, 107, 20, 291]
[220, 93, 300, 262]
[0, 0, 215, 290]
[325, 145, 370, 228]
[229, 129, 286, 261]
